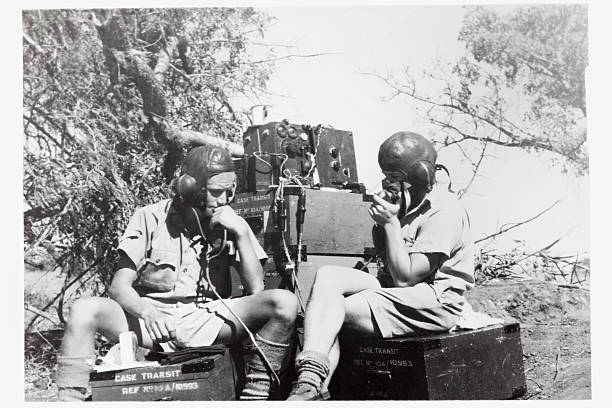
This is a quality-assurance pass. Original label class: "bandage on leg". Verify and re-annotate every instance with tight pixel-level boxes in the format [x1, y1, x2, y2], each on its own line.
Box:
[56, 354, 95, 401]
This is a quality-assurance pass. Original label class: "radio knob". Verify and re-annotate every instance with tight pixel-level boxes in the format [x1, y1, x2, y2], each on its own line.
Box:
[331, 161, 340, 171]
[329, 147, 338, 158]
[285, 142, 298, 157]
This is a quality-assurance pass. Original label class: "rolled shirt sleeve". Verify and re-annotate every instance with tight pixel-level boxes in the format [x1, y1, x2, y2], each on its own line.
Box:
[407, 205, 464, 258]
[117, 208, 151, 269]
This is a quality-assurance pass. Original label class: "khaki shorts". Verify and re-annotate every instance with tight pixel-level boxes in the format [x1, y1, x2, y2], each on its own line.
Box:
[127, 297, 237, 352]
[355, 282, 464, 338]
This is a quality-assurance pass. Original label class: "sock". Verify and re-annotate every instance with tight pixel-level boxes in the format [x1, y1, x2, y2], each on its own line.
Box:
[239, 334, 292, 401]
[56, 354, 95, 401]
[292, 350, 330, 392]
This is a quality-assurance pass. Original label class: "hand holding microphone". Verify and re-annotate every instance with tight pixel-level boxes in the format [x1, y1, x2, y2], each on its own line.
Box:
[379, 189, 400, 205]
[369, 193, 401, 226]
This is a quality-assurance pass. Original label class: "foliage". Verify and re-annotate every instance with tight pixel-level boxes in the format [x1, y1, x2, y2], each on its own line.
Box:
[460, 5, 586, 116]
[372, 4, 588, 183]
[22, 8, 274, 325]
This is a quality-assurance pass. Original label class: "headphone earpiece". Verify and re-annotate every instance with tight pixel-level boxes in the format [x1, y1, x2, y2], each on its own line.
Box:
[175, 174, 198, 197]
[407, 160, 436, 191]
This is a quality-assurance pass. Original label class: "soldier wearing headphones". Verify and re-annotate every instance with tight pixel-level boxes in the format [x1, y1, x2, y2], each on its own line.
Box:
[288, 132, 475, 400]
[56, 145, 298, 401]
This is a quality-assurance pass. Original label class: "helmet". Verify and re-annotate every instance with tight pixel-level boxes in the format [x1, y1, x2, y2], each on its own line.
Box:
[378, 131, 437, 191]
[174, 145, 235, 202]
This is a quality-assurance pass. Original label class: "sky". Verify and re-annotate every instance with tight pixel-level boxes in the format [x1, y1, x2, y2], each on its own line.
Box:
[234, 4, 590, 256]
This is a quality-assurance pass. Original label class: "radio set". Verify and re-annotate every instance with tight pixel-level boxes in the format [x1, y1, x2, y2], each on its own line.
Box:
[235, 121, 361, 193]
[227, 120, 376, 298]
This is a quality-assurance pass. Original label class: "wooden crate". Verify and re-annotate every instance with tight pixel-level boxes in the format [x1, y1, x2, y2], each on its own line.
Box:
[232, 189, 374, 256]
[329, 323, 527, 400]
[89, 349, 240, 401]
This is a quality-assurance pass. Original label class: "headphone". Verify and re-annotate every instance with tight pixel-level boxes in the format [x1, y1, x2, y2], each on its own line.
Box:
[174, 174, 199, 197]
[404, 160, 437, 192]
[383, 160, 453, 197]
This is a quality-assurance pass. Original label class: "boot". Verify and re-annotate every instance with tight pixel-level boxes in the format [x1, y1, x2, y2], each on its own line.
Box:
[239, 334, 293, 401]
[287, 350, 331, 401]
[56, 354, 95, 401]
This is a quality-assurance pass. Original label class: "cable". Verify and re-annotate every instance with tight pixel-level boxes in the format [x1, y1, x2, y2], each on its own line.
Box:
[256, 128, 262, 152]
[290, 265, 306, 314]
[190, 207, 281, 385]
[253, 151, 273, 172]
[193, 213, 227, 263]
[305, 125, 322, 180]
[273, 177, 307, 314]
[435, 163, 454, 193]
[253, 152, 288, 189]
[272, 153, 288, 176]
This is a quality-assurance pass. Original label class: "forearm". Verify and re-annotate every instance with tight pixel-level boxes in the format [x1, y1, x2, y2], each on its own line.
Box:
[234, 226, 264, 294]
[109, 275, 154, 319]
[383, 220, 416, 286]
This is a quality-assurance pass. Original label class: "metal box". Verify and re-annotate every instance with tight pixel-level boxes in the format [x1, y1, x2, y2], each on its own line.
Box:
[329, 323, 527, 400]
[89, 350, 240, 401]
[241, 122, 359, 190]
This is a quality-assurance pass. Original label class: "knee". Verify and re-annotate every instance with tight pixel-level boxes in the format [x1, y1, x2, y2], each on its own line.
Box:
[66, 297, 104, 330]
[313, 265, 341, 290]
[265, 289, 298, 325]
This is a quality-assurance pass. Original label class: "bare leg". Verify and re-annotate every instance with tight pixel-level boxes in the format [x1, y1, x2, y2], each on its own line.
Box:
[323, 290, 380, 388]
[213, 288, 298, 345]
[59, 296, 137, 357]
[288, 266, 381, 400]
[57, 296, 144, 401]
[302, 266, 381, 356]
[323, 338, 340, 389]
[211, 289, 299, 401]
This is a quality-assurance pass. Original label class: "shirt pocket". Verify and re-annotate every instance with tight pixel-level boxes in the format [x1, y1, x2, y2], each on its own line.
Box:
[136, 249, 179, 292]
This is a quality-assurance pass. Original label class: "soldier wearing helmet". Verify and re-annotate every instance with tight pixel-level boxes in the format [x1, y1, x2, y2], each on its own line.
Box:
[287, 132, 474, 401]
[57, 145, 298, 401]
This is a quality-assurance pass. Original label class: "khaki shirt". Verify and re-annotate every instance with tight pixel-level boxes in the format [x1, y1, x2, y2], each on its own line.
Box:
[378, 187, 474, 294]
[117, 199, 267, 301]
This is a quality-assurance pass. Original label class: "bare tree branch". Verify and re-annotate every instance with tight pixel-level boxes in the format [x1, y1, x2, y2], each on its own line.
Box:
[488, 229, 576, 273]
[26, 255, 104, 331]
[475, 199, 562, 244]
[458, 141, 488, 198]
[24, 303, 61, 328]
[26, 196, 73, 253]
[363, 69, 571, 157]
[23, 32, 44, 54]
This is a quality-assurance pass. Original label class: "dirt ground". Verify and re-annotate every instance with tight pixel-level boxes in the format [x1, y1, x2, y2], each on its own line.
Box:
[466, 279, 591, 400]
[23, 278, 590, 401]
